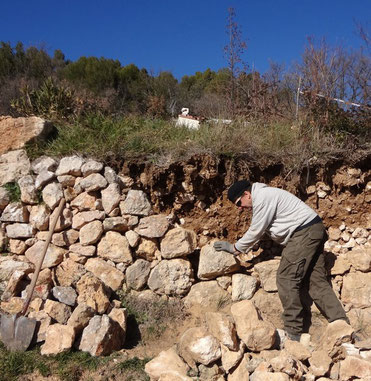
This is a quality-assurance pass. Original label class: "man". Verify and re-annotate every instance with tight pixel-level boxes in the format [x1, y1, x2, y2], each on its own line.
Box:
[214, 180, 348, 341]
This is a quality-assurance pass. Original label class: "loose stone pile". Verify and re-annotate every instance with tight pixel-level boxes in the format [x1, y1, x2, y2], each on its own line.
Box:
[0, 150, 370, 380]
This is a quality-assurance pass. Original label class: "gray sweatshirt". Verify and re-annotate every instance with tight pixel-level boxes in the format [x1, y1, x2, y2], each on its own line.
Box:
[234, 183, 318, 253]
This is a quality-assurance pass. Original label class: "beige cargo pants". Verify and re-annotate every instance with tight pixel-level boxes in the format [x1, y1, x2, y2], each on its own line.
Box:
[276, 222, 348, 335]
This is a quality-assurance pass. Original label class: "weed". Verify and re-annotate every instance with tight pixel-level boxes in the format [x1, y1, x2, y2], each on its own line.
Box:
[3, 182, 21, 203]
[115, 357, 151, 381]
[216, 295, 231, 310]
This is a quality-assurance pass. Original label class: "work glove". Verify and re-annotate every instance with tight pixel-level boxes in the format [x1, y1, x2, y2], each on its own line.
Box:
[213, 241, 235, 254]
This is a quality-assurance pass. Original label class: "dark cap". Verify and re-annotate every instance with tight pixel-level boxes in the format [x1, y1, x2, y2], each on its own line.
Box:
[227, 180, 251, 202]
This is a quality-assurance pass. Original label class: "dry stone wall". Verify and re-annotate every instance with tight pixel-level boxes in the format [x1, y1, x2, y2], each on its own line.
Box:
[0, 149, 370, 379]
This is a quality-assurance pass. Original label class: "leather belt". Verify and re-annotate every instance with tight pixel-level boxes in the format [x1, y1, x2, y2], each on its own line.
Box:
[294, 215, 322, 233]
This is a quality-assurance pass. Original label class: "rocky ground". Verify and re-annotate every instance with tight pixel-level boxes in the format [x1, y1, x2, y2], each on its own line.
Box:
[0, 116, 370, 380]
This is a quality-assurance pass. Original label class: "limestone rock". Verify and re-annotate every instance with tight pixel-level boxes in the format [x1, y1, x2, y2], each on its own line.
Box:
[284, 340, 311, 361]
[25, 241, 66, 269]
[184, 281, 231, 310]
[67, 303, 95, 334]
[101, 183, 121, 214]
[1, 269, 29, 301]
[0, 296, 24, 314]
[17, 175, 37, 204]
[44, 299, 72, 324]
[52, 229, 79, 247]
[79, 314, 124, 356]
[108, 307, 127, 341]
[57, 175, 76, 187]
[6, 223, 35, 238]
[0, 202, 29, 222]
[330, 254, 351, 275]
[79, 173, 107, 192]
[8, 239, 27, 255]
[70, 191, 97, 211]
[145, 346, 190, 381]
[148, 259, 194, 296]
[221, 341, 245, 374]
[232, 274, 258, 301]
[254, 259, 280, 292]
[347, 247, 371, 272]
[50, 206, 73, 232]
[342, 272, 371, 308]
[0, 149, 30, 186]
[0, 258, 33, 281]
[29, 204, 50, 230]
[69, 243, 96, 257]
[177, 327, 221, 368]
[205, 311, 238, 350]
[103, 216, 128, 232]
[72, 210, 105, 229]
[76, 273, 111, 314]
[328, 227, 341, 241]
[308, 350, 331, 377]
[135, 215, 170, 238]
[28, 310, 52, 342]
[120, 190, 151, 216]
[81, 160, 103, 176]
[160, 228, 197, 259]
[227, 353, 250, 381]
[42, 182, 63, 209]
[136, 237, 159, 261]
[40, 324, 75, 355]
[55, 258, 86, 287]
[125, 230, 140, 247]
[198, 243, 240, 280]
[55, 156, 84, 176]
[339, 356, 371, 380]
[126, 259, 151, 290]
[97, 231, 132, 264]
[31, 156, 57, 174]
[35, 170, 56, 189]
[52, 286, 77, 306]
[0, 186, 10, 210]
[85, 257, 125, 291]
[230, 300, 277, 352]
[79, 220, 103, 245]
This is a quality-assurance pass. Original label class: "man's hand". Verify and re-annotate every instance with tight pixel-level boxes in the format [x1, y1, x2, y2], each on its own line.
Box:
[213, 241, 235, 254]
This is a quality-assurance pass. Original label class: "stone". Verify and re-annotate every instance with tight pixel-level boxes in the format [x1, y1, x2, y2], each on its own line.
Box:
[29, 204, 50, 230]
[347, 247, 371, 272]
[232, 274, 258, 301]
[97, 231, 132, 263]
[160, 228, 198, 259]
[6, 223, 35, 238]
[217, 276, 232, 290]
[205, 311, 238, 350]
[44, 299, 72, 324]
[103, 166, 119, 184]
[221, 341, 245, 374]
[0, 296, 24, 314]
[55, 258, 86, 287]
[18, 175, 38, 204]
[70, 191, 97, 211]
[184, 281, 231, 310]
[76, 273, 111, 314]
[347, 308, 371, 338]
[328, 227, 341, 241]
[72, 210, 105, 229]
[81, 160, 103, 176]
[57, 175, 76, 187]
[148, 259, 194, 296]
[0, 186, 10, 210]
[0, 258, 33, 281]
[101, 183, 121, 214]
[103, 216, 129, 232]
[1, 269, 29, 301]
[8, 239, 27, 254]
[42, 182, 63, 209]
[35, 170, 56, 189]
[85, 257, 125, 291]
[342, 272, 371, 308]
[198, 364, 222, 381]
[177, 327, 221, 368]
[31, 156, 58, 174]
[126, 259, 151, 290]
[135, 215, 170, 238]
[0, 202, 29, 222]
[52, 286, 77, 306]
[339, 356, 371, 380]
[0, 227, 7, 250]
[318, 320, 354, 357]
[28, 310, 52, 342]
[125, 230, 140, 247]
[108, 307, 127, 340]
[254, 259, 280, 292]
[270, 352, 303, 379]
[79, 173, 107, 192]
[67, 303, 95, 334]
[145, 346, 190, 381]
[284, 340, 311, 361]
[55, 156, 84, 176]
[227, 353, 250, 381]
[52, 229, 79, 247]
[79, 220, 103, 245]
[197, 243, 240, 280]
[136, 237, 159, 261]
[69, 243, 96, 257]
[79, 314, 124, 356]
[0, 149, 30, 186]
[25, 241, 66, 269]
[120, 190, 151, 216]
[330, 254, 351, 275]
[40, 324, 75, 355]
[230, 300, 277, 352]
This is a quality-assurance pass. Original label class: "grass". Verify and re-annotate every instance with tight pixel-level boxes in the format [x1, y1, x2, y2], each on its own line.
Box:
[24, 113, 365, 171]
[3, 182, 21, 203]
[115, 357, 151, 381]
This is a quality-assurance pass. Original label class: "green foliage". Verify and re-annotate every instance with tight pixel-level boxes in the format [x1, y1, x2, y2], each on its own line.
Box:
[115, 357, 150, 380]
[11, 77, 76, 120]
[3, 182, 21, 202]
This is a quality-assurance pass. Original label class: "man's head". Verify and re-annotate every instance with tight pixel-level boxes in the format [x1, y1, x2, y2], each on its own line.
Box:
[228, 180, 252, 209]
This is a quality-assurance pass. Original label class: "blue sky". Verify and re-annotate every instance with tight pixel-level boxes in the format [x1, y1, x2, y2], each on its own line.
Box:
[1, 0, 369, 79]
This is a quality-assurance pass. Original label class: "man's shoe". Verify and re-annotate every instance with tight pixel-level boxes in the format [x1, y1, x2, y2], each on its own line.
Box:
[287, 332, 301, 342]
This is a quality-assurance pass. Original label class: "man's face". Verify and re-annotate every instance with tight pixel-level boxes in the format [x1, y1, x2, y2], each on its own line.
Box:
[235, 191, 252, 210]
